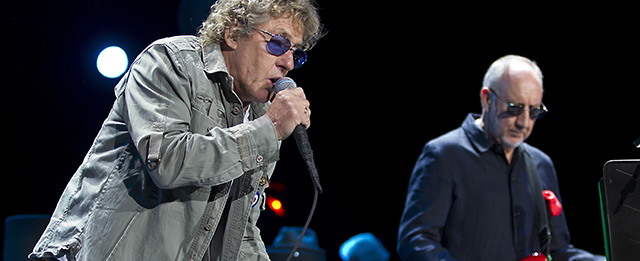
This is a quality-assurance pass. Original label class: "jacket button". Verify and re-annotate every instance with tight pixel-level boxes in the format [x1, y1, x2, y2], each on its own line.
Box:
[256, 155, 264, 163]
[147, 159, 160, 169]
[231, 106, 241, 115]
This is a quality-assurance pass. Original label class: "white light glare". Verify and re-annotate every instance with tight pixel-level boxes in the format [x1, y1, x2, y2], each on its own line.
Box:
[96, 46, 128, 78]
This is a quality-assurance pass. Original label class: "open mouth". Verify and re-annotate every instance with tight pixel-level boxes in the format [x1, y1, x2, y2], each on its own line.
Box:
[269, 78, 278, 86]
[267, 78, 279, 102]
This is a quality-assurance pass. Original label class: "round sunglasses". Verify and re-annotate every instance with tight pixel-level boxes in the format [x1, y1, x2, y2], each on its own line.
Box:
[256, 29, 307, 69]
[489, 88, 548, 120]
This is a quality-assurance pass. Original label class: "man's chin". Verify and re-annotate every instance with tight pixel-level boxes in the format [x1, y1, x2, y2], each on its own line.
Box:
[261, 91, 274, 103]
[500, 136, 524, 150]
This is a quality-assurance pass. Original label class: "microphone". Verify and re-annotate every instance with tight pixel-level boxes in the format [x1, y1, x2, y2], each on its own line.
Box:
[274, 77, 323, 193]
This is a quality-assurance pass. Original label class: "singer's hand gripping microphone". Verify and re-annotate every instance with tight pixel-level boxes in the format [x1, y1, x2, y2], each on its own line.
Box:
[274, 77, 323, 193]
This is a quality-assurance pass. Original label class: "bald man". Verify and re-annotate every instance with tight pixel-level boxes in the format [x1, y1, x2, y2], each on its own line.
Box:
[398, 55, 604, 261]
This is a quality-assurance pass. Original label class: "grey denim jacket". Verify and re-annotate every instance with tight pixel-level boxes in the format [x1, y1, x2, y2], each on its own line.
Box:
[30, 36, 280, 260]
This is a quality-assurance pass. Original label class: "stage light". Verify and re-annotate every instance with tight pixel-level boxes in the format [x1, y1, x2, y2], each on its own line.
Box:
[271, 199, 282, 210]
[340, 233, 390, 261]
[96, 46, 128, 78]
[266, 226, 326, 260]
[267, 195, 286, 217]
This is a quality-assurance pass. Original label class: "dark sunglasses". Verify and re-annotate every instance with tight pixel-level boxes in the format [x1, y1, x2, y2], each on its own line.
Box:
[256, 29, 307, 69]
[489, 88, 548, 120]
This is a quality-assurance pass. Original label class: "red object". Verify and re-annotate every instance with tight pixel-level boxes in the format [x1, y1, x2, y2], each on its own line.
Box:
[267, 181, 287, 192]
[266, 194, 286, 217]
[542, 190, 562, 217]
[521, 252, 548, 261]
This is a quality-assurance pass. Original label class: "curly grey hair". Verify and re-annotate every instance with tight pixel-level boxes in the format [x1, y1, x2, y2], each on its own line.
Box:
[198, 0, 323, 51]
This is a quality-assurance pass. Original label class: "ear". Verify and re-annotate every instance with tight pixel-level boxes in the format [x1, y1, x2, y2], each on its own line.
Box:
[480, 87, 491, 112]
[223, 21, 239, 50]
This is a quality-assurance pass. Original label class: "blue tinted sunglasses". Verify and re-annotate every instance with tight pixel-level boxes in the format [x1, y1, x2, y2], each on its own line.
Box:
[256, 29, 307, 69]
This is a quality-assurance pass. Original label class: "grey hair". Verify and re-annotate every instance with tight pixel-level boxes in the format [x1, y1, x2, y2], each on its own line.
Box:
[482, 55, 544, 90]
[198, 0, 324, 51]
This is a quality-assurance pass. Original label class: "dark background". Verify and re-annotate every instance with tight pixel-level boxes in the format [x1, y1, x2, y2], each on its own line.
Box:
[5, 1, 639, 260]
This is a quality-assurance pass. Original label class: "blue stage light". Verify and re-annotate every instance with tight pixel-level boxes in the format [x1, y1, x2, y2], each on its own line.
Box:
[96, 46, 128, 78]
[339, 233, 390, 261]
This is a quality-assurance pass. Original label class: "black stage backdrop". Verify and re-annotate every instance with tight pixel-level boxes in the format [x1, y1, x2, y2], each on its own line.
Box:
[5, 1, 639, 260]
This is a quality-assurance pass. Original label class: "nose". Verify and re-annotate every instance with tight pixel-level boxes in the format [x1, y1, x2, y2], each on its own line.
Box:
[276, 49, 295, 72]
[515, 109, 533, 129]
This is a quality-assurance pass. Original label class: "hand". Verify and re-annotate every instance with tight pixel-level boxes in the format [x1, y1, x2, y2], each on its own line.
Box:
[265, 87, 311, 140]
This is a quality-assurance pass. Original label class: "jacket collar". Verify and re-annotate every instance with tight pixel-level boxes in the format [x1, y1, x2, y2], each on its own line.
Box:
[462, 113, 528, 156]
[201, 41, 270, 120]
[202, 42, 229, 75]
[462, 113, 493, 153]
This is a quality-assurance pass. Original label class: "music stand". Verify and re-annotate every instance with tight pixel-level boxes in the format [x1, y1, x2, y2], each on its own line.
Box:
[599, 159, 640, 261]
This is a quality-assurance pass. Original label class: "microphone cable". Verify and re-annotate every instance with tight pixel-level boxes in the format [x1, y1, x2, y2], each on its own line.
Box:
[285, 188, 319, 261]
[272, 77, 322, 260]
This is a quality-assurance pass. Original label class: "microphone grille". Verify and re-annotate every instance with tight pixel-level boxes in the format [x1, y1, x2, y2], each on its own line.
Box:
[274, 77, 297, 93]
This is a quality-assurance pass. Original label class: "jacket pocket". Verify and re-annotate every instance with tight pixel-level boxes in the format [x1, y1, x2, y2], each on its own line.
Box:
[192, 92, 213, 115]
[190, 107, 223, 135]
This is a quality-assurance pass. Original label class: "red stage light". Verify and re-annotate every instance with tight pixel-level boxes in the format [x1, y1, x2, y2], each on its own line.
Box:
[267, 195, 286, 217]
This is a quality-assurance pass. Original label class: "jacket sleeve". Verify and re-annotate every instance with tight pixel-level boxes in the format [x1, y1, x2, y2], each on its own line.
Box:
[397, 143, 457, 261]
[118, 40, 279, 189]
